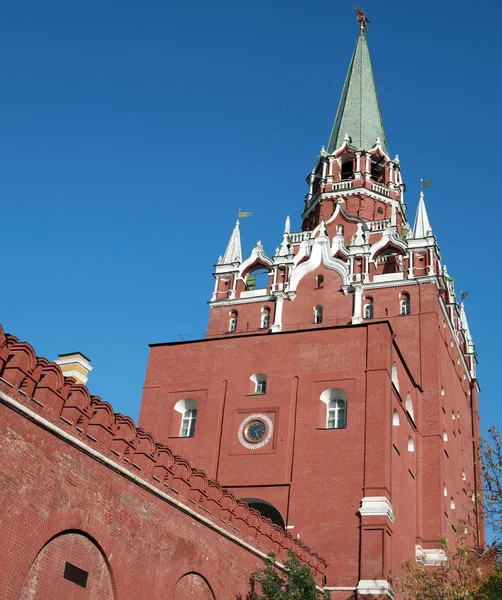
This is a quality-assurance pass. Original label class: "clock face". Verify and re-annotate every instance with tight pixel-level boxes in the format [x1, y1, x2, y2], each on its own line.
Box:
[244, 419, 267, 443]
[238, 413, 274, 450]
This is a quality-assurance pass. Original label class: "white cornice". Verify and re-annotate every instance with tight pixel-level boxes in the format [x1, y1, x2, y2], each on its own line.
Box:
[359, 496, 395, 523]
[363, 275, 438, 290]
[209, 295, 276, 307]
[357, 580, 395, 598]
[415, 546, 447, 566]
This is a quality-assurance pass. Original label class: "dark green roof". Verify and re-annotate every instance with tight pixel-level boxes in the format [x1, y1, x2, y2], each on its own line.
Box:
[327, 31, 388, 155]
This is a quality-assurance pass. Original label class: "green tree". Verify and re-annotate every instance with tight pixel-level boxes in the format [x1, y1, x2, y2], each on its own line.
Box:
[481, 426, 502, 542]
[474, 563, 502, 599]
[249, 552, 330, 600]
[397, 537, 499, 600]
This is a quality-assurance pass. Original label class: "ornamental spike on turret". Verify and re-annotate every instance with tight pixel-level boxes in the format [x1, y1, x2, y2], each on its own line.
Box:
[222, 220, 242, 264]
[412, 190, 433, 239]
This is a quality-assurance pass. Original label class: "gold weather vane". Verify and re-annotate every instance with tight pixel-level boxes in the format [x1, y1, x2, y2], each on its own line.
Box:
[354, 7, 370, 32]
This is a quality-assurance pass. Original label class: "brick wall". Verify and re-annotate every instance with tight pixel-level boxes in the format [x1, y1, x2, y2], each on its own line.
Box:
[0, 325, 326, 600]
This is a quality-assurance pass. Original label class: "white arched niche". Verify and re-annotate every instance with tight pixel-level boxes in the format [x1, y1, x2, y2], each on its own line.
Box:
[405, 393, 414, 421]
[391, 363, 399, 391]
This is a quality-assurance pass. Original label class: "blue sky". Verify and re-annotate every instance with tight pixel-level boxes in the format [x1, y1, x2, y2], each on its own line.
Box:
[0, 0, 499, 440]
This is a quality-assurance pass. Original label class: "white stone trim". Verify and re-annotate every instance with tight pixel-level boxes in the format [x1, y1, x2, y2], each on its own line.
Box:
[369, 229, 408, 263]
[359, 496, 395, 523]
[241, 289, 268, 298]
[351, 284, 363, 324]
[415, 545, 447, 566]
[56, 368, 89, 385]
[363, 275, 438, 290]
[271, 293, 285, 333]
[55, 355, 93, 371]
[373, 272, 404, 282]
[357, 580, 395, 598]
[288, 235, 349, 291]
[209, 295, 275, 307]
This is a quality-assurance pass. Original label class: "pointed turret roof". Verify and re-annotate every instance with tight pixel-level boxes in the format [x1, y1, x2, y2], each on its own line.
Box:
[327, 30, 388, 155]
[222, 220, 242, 264]
[412, 191, 433, 238]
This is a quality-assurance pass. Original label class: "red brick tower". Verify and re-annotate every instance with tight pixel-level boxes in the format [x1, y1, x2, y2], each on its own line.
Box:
[140, 12, 483, 598]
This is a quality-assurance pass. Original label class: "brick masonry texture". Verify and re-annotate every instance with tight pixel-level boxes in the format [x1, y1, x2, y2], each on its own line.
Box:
[141, 279, 484, 591]
[0, 324, 327, 600]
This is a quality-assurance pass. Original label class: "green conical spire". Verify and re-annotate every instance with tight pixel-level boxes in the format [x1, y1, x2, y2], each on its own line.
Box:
[327, 30, 388, 155]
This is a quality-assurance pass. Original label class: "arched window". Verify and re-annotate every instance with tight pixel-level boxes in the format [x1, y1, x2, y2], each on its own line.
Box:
[450, 498, 456, 510]
[313, 305, 323, 324]
[406, 393, 414, 421]
[341, 156, 354, 180]
[316, 274, 324, 288]
[229, 310, 238, 332]
[408, 436, 414, 452]
[462, 469, 466, 481]
[320, 388, 348, 429]
[364, 297, 373, 319]
[444, 484, 448, 496]
[250, 373, 267, 394]
[371, 156, 385, 183]
[391, 363, 399, 391]
[443, 430, 448, 442]
[400, 293, 410, 316]
[393, 409, 400, 426]
[336, 224, 344, 236]
[174, 398, 198, 438]
[261, 307, 270, 329]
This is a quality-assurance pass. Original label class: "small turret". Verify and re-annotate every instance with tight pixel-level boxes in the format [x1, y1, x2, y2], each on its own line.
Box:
[222, 220, 242, 264]
[412, 191, 433, 238]
[55, 352, 93, 385]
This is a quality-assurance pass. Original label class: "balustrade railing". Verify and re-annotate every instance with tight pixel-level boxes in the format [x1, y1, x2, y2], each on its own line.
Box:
[371, 182, 390, 196]
[333, 180, 353, 191]
[367, 218, 391, 231]
[290, 231, 312, 244]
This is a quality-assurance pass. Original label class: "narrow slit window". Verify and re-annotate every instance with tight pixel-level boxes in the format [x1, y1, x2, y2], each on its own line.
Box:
[261, 308, 270, 329]
[229, 311, 238, 332]
[400, 293, 410, 315]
